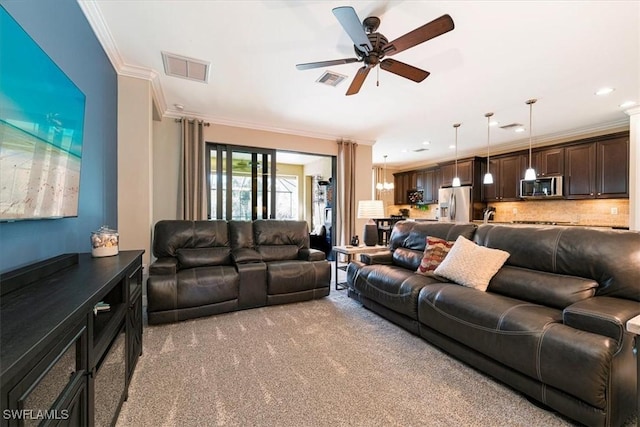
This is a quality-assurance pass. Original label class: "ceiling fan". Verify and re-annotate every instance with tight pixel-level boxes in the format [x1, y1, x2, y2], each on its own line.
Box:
[296, 6, 454, 96]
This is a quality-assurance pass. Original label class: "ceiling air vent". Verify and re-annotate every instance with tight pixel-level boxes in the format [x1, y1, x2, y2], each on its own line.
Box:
[413, 148, 428, 152]
[316, 71, 347, 87]
[161, 52, 210, 83]
[499, 123, 523, 130]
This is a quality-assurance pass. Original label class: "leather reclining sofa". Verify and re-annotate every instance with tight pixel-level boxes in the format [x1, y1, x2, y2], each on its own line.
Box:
[346, 221, 639, 427]
[147, 219, 331, 324]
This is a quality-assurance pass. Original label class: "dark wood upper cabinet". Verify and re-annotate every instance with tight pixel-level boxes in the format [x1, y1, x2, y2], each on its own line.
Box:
[596, 136, 629, 198]
[393, 172, 410, 204]
[422, 168, 438, 203]
[483, 154, 524, 201]
[532, 147, 565, 177]
[565, 135, 628, 199]
[440, 160, 473, 187]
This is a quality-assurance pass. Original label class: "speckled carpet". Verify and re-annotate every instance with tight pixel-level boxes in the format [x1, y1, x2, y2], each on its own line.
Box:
[115, 288, 611, 427]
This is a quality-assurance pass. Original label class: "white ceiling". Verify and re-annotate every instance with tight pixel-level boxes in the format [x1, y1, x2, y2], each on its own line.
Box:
[79, 0, 639, 168]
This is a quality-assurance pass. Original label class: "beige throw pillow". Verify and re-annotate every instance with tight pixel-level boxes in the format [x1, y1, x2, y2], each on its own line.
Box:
[434, 235, 510, 291]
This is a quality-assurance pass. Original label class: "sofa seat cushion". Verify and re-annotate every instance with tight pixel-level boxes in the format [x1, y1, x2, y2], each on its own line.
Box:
[147, 267, 239, 313]
[174, 266, 239, 309]
[354, 265, 443, 320]
[418, 283, 562, 379]
[266, 260, 322, 295]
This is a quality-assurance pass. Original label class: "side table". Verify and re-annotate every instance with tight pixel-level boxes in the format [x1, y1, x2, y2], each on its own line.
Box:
[627, 315, 640, 427]
[332, 245, 386, 290]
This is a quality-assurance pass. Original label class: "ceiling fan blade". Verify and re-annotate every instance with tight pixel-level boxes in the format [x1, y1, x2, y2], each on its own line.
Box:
[296, 58, 360, 70]
[380, 59, 430, 82]
[383, 14, 454, 56]
[332, 6, 373, 53]
[346, 66, 371, 96]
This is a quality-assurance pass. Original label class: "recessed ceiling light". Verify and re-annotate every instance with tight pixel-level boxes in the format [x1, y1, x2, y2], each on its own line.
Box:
[174, 103, 184, 111]
[449, 144, 456, 149]
[515, 127, 526, 133]
[422, 141, 430, 145]
[489, 120, 499, 127]
[619, 100, 637, 108]
[401, 149, 408, 153]
[595, 87, 615, 96]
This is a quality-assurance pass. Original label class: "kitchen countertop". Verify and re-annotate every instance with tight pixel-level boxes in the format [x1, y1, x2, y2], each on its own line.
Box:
[472, 220, 628, 230]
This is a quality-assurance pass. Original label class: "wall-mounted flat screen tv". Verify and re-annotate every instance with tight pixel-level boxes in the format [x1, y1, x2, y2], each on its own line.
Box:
[0, 6, 85, 221]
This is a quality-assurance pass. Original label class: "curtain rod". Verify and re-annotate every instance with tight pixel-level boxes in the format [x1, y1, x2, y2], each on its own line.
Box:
[175, 118, 210, 127]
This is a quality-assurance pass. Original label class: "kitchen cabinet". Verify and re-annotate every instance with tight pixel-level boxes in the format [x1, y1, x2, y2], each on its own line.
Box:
[422, 168, 439, 203]
[483, 154, 525, 201]
[440, 160, 473, 187]
[532, 147, 564, 177]
[565, 136, 628, 199]
[393, 172, 410, 204]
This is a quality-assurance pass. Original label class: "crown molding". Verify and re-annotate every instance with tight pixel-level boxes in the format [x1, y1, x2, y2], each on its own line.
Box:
[77, 1, 124, 71]
[78, 1, 167, 115]
[397, 118, 630, 171]
[624, 106, 640, 116]
[163, 108, 376, 145]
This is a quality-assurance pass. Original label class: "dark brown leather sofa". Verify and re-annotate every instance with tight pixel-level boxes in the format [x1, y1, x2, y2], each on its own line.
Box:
[147, 219, 330, 324]
[347, 221, 639, 427]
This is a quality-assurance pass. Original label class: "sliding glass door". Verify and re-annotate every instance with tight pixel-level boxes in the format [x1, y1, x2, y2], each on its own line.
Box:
[207, 144, 275, 220]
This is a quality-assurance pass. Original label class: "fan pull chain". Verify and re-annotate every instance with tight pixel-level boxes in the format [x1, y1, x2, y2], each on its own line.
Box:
[376, 65, 380, 87]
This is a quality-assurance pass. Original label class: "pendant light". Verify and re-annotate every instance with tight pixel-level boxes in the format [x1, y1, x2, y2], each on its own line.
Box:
[524, 99, 538, 181]
[376, 155, 394, 191]
[483, 112, 494, 185]
[452, 123, 461, 187]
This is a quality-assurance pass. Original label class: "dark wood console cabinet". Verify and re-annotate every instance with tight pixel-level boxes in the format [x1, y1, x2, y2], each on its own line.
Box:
[1, 251, 144, 427]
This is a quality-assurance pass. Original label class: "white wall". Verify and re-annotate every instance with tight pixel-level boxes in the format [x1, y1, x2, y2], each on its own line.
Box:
[146, 118, 373, 244]
[152, 117, 180, 224]
[117, 75, 153, 267]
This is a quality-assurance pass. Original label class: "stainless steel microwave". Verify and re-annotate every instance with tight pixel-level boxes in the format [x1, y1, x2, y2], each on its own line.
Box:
[520, 176, 563, 199]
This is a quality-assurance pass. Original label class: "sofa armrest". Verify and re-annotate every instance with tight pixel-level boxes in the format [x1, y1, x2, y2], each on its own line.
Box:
[149, 257, 178, 275]
[298, 248, 326, 261]
[232, 248, 262, 264]
[360, 251, 393, 265]
[563, 297, 640, 344]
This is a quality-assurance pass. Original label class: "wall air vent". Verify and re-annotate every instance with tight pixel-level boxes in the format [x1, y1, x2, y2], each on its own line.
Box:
[316, 71, 347, 87]
[499, 123, 524, 130]
[161, 52, 210, 83]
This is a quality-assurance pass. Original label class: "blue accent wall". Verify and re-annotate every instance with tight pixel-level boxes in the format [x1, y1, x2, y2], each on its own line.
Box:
[0, 0, 117, 272]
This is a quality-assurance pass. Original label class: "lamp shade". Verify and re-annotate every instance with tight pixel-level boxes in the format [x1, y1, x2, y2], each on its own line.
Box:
[357, 200, 385, 219]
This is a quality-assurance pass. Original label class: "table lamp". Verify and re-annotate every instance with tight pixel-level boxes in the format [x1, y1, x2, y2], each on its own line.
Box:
[357, 200, 385, 246]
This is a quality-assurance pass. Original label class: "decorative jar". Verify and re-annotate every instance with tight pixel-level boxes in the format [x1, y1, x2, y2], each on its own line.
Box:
[91, 226, 119, 257]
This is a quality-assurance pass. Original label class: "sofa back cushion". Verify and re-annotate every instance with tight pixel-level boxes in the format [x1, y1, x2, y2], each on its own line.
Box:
[476, 225, 640, 301]
[253, 220, 310, 261]
[488, 265, 598, 309]
[228, 220, 255, 249]
[389, 221, 477, 252]
[153, 220, 230, 258]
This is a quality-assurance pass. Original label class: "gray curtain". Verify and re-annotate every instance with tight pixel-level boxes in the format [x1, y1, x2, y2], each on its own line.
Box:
[178, 119, 207, 220]
[336, 139, 357, 246]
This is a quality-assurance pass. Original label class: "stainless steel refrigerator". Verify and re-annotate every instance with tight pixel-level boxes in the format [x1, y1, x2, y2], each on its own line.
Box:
[438, 186, 473, 223]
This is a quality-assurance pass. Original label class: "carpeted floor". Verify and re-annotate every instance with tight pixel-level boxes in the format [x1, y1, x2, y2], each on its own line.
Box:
[115, 288, 599, 427]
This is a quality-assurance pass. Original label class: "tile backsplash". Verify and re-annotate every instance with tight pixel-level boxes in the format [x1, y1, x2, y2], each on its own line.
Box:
[387, 198, 629, 227]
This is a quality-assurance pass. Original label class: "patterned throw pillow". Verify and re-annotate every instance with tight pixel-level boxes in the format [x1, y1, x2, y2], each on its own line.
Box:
[416, 236, 455, 275]
[434, 235, 510, 291]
